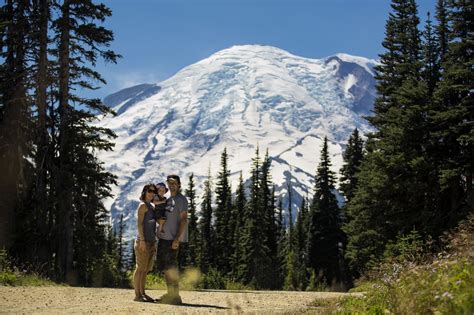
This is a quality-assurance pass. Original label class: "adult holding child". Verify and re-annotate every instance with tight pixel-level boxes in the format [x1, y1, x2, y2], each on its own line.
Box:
[156, 174, 188, 305]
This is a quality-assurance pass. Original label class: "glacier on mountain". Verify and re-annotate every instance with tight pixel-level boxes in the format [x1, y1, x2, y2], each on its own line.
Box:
[97, 45, 378, 240]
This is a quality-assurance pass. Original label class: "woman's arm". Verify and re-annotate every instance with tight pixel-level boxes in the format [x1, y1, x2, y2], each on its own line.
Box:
[137, 203, 147, 251]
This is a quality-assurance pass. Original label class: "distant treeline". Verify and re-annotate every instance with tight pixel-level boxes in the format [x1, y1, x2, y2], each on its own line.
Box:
[0, 0, 472, 290]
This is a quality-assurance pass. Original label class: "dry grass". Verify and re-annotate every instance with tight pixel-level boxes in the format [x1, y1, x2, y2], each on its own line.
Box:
[335, 214, 474, 314]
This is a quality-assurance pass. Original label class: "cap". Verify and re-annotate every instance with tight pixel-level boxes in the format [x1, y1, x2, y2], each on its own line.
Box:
[166, 174, 181, 185]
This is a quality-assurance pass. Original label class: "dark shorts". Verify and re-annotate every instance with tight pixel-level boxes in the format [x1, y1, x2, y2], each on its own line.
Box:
[156, 239, 178, 271]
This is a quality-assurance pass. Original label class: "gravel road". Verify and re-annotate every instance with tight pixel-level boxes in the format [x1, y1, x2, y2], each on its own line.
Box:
[0, 286, 359, 314]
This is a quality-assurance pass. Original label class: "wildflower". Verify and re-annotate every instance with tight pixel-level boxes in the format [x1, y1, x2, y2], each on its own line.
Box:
[442, 291, 453, 299]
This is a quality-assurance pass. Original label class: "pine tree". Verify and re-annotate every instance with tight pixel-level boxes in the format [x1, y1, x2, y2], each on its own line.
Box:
[422, 12, 441, 95]
[214, 148, 233, 273]
[30, 0, 51, 264]
[435, 0, 449, 63]
[185, 173, 199, 267]
[198, 168, 214, 273]
[307, 137, 343, 287]
[294, 197, 309, 290]
[238, 146, 271, 288]
[128, 240, 136, 272]
[344, 0, 432, 274]
[287, 181, 293, 249]
[275, 197, 287, 289]
[431, 0, 473, 227]
[283, 248, 298, 290]
[260, 150, 279, 288]
[339, 128, 364, 203]
[51, 0, 119, 281]
[230, 171, 246, 278]
[0, 0, 32, 252]
[117, 214, 125, 272]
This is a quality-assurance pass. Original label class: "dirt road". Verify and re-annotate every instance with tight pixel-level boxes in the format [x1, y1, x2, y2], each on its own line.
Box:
[0, 286, 359, 314]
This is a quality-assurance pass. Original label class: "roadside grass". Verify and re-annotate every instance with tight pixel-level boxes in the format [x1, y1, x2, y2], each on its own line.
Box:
[0, 270, 59, 286]
[333, 214, 474, 314]
[144, 267, 253, 291]
[0, 249, 60, 287]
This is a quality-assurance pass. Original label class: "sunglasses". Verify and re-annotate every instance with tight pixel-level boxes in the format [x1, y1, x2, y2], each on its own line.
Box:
[147, 189, 157, 194]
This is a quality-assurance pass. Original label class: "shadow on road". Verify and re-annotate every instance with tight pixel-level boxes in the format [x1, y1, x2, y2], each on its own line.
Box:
[178, 302, 229, 309]
[149, 301, 228, 309]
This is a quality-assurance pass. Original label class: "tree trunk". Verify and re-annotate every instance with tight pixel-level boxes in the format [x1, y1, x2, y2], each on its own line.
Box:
[57, 0, 74, 282]
[33, 0, 50, 264]
[0, 0, 28, 251]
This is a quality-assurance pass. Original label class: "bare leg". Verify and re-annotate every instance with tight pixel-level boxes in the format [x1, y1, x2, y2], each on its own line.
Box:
[133, 268, 142, 298]
[140, 271, 147, 295]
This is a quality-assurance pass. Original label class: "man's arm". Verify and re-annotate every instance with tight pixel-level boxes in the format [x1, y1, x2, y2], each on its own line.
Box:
[172, 212, 188, 250]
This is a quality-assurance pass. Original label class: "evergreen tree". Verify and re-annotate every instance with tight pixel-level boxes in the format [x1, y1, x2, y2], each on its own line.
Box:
[30, 0, 52, 265]
[344, 0, 431, 274]
[422, 12, 441, 95]
[230, 171, 246, 278]
[275, 197, 287, 289]
[287, 181, 293, 249]
[0, 0, 120, 284]
[214, 148, 233, 273]
[339, 128, 364, 203]
[117, 214, 125, 272]
[0, 0, 32, 253]
[283, 248, 298, 290]
[198, 168, 214, 273]
[431, 0, 473, 228]
[48, 0, 119, 282]
[435, 0, 449, 62]
[307, 137, 343, 287]
[238, 146, 271, 288]
[185, 173, 199, 267]
[294, 197, 309, 290]
[128, 240, 136, 272]
[260, 150, 279, 288]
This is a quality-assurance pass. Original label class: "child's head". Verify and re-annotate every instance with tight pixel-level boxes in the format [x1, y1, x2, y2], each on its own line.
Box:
[155, 182, 168, 197]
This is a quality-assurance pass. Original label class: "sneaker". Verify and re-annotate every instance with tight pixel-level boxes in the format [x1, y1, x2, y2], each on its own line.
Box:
[159, 293, 182, 305]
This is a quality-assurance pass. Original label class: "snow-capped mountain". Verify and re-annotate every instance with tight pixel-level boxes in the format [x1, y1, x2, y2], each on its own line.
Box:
[98, 45, 378, 240]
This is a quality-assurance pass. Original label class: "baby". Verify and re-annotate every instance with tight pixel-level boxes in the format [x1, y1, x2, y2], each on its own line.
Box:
[153, 182, 168, 235]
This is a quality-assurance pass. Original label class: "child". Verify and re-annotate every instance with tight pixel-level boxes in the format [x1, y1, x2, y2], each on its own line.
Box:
[153, 182, 168, 235]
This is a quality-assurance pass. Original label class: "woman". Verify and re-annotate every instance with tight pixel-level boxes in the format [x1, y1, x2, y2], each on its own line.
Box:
[133, 183, 158, 302]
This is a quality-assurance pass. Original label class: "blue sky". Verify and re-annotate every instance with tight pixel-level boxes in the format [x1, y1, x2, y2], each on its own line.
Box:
[91, 0, 436, 99]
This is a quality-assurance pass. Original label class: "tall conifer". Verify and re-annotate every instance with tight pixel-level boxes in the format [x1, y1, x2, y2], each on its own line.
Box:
[214, 148, 233, 273]
[307, 137, 343, 287]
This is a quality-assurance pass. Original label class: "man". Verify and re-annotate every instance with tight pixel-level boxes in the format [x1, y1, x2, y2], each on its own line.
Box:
[156, 174, 188, 305]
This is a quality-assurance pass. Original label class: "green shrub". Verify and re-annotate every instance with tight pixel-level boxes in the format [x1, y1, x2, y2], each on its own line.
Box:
[383, 229, 425, 264]
[198, 267, 226, 289]
[225, 279, 253, 290]
[0, 271, 18, 286]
